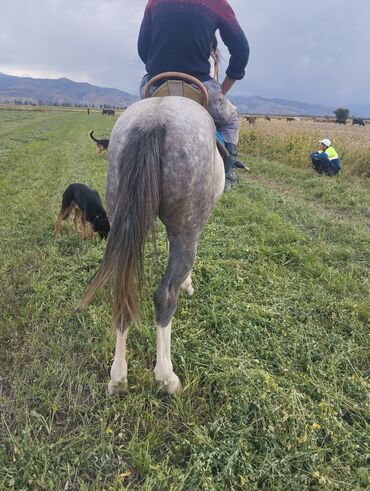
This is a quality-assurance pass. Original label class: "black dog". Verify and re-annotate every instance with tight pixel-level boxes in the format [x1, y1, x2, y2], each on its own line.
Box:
[89, 130, 110, 153]
[55, 183, 110, 240]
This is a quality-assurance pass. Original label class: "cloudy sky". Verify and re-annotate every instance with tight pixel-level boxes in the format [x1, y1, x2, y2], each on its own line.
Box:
[1, 0, 369, 106]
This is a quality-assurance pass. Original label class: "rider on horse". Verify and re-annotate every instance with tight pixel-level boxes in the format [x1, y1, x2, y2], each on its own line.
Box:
[138, 0, 250, 191]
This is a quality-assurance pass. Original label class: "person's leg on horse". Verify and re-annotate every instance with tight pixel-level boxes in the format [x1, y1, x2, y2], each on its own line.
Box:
[204, 80, 244, 191]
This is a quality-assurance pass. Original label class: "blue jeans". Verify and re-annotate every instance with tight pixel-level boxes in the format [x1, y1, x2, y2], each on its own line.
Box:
[310, 153, 340, 176]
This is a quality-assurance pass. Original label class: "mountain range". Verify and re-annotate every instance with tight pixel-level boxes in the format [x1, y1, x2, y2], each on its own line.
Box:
[0, 72, 369, 117]
[0, 72, 137, 108]
[228, 95, 334, 117]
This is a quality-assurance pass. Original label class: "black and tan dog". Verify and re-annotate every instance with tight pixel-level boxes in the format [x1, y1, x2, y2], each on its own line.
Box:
[89, 130, 109, 153]
[55, 183, 110, 240]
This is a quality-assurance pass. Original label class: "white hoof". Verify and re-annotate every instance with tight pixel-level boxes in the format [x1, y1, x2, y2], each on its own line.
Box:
[157, 374, 182, 395]
[108, 378, 127, 395]
[184, 285, 194, 296]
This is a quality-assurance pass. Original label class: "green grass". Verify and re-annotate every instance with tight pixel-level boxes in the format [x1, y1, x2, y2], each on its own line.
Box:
[0, 108, 369, 490]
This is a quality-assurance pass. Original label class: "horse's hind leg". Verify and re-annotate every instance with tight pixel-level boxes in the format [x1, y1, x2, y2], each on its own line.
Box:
[155, 320, 179, 394]
[154, 238, 197, 394]
[108, 327, 129, 395]
[166, 242, 194, 296]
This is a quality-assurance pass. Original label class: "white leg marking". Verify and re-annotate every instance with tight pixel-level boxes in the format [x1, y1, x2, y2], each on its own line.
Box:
[108, 328, 128, 395]
[181, 272, 194, 296]
[154, 322, 181, 395]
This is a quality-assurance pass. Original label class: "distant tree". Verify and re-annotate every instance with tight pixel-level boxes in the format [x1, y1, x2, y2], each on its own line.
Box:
[334, 108, 350, 123]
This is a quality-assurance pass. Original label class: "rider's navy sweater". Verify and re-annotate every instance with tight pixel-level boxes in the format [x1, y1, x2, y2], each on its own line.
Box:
[138, 0, 249, 82]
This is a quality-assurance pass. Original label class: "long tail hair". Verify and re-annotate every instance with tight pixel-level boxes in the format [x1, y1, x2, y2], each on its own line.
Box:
[79, 122, 166, 329]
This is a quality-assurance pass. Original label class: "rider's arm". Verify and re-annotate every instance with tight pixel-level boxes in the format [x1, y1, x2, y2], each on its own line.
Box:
[218, 1, 249, 82]
[316, 151, 329, 160]
[221, 76, 236, 95]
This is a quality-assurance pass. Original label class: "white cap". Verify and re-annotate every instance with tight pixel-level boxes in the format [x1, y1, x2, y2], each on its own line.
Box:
[320, 138, 331, 147]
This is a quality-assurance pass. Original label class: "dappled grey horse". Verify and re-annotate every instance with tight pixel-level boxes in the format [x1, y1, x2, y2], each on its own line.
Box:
[79, 96, 224, 394]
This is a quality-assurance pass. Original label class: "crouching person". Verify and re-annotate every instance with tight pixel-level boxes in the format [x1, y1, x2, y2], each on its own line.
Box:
[310, 138, 341, 176]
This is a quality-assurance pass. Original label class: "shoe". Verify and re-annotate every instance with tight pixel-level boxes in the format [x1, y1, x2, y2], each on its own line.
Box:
[223, 142, 242, 192]
[224, 169, 238, 192]
[225, 142, 245, 168]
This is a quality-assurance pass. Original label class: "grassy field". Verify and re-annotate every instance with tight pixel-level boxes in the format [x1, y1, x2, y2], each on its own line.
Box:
[0, 108, 369, 490]
[239, 117, 370, 177]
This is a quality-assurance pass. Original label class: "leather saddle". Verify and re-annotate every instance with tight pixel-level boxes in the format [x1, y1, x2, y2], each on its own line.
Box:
[143, 71, 228, 158]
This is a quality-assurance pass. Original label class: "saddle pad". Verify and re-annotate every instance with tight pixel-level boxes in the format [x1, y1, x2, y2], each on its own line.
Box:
[152, 80, 204, 106]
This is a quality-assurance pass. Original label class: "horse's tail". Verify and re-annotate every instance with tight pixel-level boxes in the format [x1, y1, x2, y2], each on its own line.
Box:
[79, 122, 166, 328]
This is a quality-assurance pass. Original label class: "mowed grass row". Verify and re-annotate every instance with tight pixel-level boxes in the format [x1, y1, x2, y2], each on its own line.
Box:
[0, 108, 369, 490]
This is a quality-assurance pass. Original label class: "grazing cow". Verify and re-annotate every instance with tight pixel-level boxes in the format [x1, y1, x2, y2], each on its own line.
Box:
[336, 119, 347, 125]
[265, 116, 271, 121]
[102, 109, 115, 116]
[286, 117, 295, 122]
[352, 118, 365, 126]
[246, 116, 257, 125]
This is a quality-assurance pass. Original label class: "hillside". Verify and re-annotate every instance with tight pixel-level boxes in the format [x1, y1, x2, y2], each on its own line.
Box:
[0, 72, 138, 107]
[229, 95, 333, 117]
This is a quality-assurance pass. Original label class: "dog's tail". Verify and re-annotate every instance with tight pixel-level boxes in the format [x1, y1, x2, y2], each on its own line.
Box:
[79, 122, 165, 330]
[89, 130, 99, 143]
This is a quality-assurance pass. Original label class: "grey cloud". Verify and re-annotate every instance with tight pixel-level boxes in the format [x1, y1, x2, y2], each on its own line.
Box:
[1, 0, 369, 105]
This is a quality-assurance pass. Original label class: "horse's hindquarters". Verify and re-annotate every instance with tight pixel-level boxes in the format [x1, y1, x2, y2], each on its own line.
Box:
[104, 96, 224, 394]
